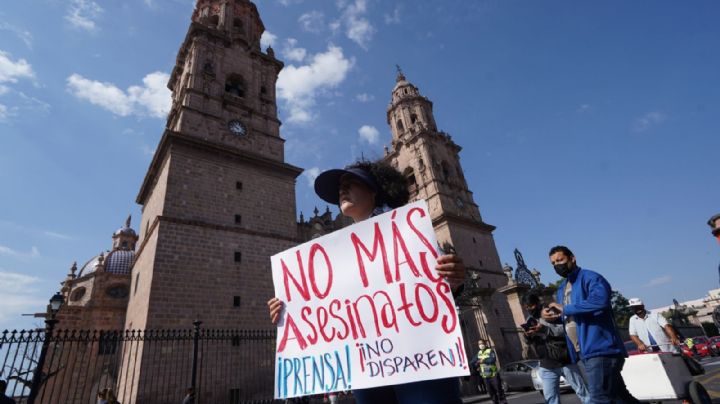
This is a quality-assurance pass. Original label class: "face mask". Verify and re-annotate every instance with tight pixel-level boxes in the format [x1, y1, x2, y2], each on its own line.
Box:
[554, 263, 572, 277]
[479, 344, 486, 350]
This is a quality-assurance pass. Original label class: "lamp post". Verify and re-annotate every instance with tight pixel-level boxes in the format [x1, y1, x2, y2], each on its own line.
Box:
[27, 292, 64, 404]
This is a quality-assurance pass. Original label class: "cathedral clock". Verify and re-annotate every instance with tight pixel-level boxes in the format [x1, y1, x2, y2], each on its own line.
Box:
[228, 120, 247, 136]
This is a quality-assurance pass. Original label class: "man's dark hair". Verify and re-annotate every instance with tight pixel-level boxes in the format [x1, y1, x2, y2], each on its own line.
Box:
[708, 213, 720, 228]
[0, 379, 6, 393]
[549, 245, 574, 258]
[521, 293, 541, 307]
[346, 160, 409, 208]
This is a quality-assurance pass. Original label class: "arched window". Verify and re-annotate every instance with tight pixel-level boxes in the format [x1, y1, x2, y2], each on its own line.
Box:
[233, 18, 243, 31]
[70, 287, 87, 302]
[410, 113, 418, 124]
[396, 119, 404, 132]
[225, 74, 246, 98]
[403, 167, 416, 187]
[441, 161, 450, 180]
[208, 15, 219, 27]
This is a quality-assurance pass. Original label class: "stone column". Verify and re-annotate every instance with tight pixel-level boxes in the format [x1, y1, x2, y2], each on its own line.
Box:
[497, 264, 532, 359]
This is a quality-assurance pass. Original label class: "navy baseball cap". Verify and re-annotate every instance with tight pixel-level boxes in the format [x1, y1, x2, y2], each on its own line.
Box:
[314, 167, 378, 205]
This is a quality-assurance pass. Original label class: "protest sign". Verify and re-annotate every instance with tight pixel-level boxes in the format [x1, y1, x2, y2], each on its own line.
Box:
[271, 200, 469, 399]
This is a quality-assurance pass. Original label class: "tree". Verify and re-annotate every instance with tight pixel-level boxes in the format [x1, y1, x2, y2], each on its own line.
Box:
[611, 290, 633, 328]
[546, 278, 564, 292]
[661, 306, 699, 327]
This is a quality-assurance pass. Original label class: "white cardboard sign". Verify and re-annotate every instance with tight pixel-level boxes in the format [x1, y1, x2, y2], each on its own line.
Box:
[271, 200, 469, 399]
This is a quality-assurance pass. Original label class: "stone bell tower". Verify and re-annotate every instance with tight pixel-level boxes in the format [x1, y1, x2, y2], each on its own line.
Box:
[120, 0, 302, 400]
[127, 0, 301, 331]
[384, 68, 522, 363]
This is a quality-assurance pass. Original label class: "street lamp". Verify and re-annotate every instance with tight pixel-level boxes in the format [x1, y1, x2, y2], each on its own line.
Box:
[49, 292, 64, 315]
[28, 292, 64, 404]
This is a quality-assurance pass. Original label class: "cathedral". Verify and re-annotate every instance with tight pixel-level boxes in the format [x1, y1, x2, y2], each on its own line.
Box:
[49, 0, 523, 401]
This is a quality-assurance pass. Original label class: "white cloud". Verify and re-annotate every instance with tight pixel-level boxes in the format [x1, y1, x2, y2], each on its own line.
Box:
[282, 38, 307, 62]
[299, 11, 325, 33]
[384, 7, 401, 24]
[65, 0, 104, 32]
[0, 22, 33, 49]
[44, 231, 73, 240]
[0, 103, 9, 121]
[633, 111, 666, 132]
[128, 72, 172, 117]
[355, 93, 374, 102]
[0, 271, 45, 326]
[358, 125, 379, 144]
[339, 0, 375, 49]
[278, 0, 303, 5]
[578, 104, 592, 112]
[0, 245, 40, 259]
[303, 167, 321, 187]
[261, 30, 278, 49]
[17, 92, 51, 114]
[644, 275, 671, 288]
[141, 144, 156, 156]
[277, 44, 353, 123]
[66, 71, 171, 118]
[0, 50, 35, 84]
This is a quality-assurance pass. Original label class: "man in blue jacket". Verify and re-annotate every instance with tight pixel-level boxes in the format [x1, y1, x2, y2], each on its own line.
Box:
[543, 246, 639, 404]
[709, 214, 720, 284]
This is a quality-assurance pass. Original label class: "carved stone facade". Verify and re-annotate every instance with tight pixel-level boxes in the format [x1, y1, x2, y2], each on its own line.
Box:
[383, 69, 523, 362]
[45, 1, 528, 401]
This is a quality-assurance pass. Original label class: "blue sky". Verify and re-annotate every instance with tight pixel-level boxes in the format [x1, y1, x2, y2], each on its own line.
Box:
[1, 0, 719, 330]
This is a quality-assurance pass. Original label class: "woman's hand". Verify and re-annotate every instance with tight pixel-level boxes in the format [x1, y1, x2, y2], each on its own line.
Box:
[436, 254, 465, 290]
[267, 297, 284, 324]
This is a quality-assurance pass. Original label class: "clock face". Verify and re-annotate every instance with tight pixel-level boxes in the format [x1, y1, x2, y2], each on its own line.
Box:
[228, 120, 247, 136]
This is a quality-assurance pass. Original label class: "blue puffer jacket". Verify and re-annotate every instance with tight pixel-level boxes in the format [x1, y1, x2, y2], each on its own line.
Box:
[556, 267, 627, 363]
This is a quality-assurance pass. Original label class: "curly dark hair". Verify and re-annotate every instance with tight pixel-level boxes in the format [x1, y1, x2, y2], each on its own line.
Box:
[346, 160, 409, 209]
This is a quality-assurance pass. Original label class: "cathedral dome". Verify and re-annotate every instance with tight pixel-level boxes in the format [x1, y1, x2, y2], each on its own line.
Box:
[112, 215, 139, 251]
[113, 220, 137, 237]
[77, 253, 105, 277]
[105, 250, 135, 275]
[75, 249, 135, 277]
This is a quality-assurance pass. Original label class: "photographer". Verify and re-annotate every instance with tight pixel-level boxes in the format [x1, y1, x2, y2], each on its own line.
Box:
[522, 293, 588, 404]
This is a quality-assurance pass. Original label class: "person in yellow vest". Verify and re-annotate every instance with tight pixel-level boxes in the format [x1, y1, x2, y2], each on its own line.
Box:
[470, 339, 507, 404]
[686, 337, 698, 356]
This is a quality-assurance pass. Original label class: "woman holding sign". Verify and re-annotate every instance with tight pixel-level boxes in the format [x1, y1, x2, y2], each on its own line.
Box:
[268, 160, 467, 404]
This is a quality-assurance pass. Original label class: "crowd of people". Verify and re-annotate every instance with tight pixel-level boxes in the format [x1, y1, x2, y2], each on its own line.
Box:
[1, 157, 714, 404]
[266, 158, 719, 404]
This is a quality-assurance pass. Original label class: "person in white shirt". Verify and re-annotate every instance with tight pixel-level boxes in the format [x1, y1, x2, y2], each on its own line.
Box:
[628, 298, 681, 353]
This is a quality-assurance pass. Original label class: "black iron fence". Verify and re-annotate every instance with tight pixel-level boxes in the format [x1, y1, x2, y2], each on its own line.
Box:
[0, 323, 279, 404]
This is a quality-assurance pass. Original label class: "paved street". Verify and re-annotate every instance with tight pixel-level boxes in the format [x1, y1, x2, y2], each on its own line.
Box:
[462, 356, 720, 404]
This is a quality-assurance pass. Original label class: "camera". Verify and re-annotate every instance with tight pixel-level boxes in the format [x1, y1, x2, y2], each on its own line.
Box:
[520, 317, 538, 331]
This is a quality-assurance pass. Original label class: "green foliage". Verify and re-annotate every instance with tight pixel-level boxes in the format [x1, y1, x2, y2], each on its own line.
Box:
[662, 307, 699, 326]
[611, 290, 633, 328]
[546, 278, 564, 291]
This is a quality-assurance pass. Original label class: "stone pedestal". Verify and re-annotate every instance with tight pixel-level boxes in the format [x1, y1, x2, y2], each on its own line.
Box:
[498, 282, 530, 358]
